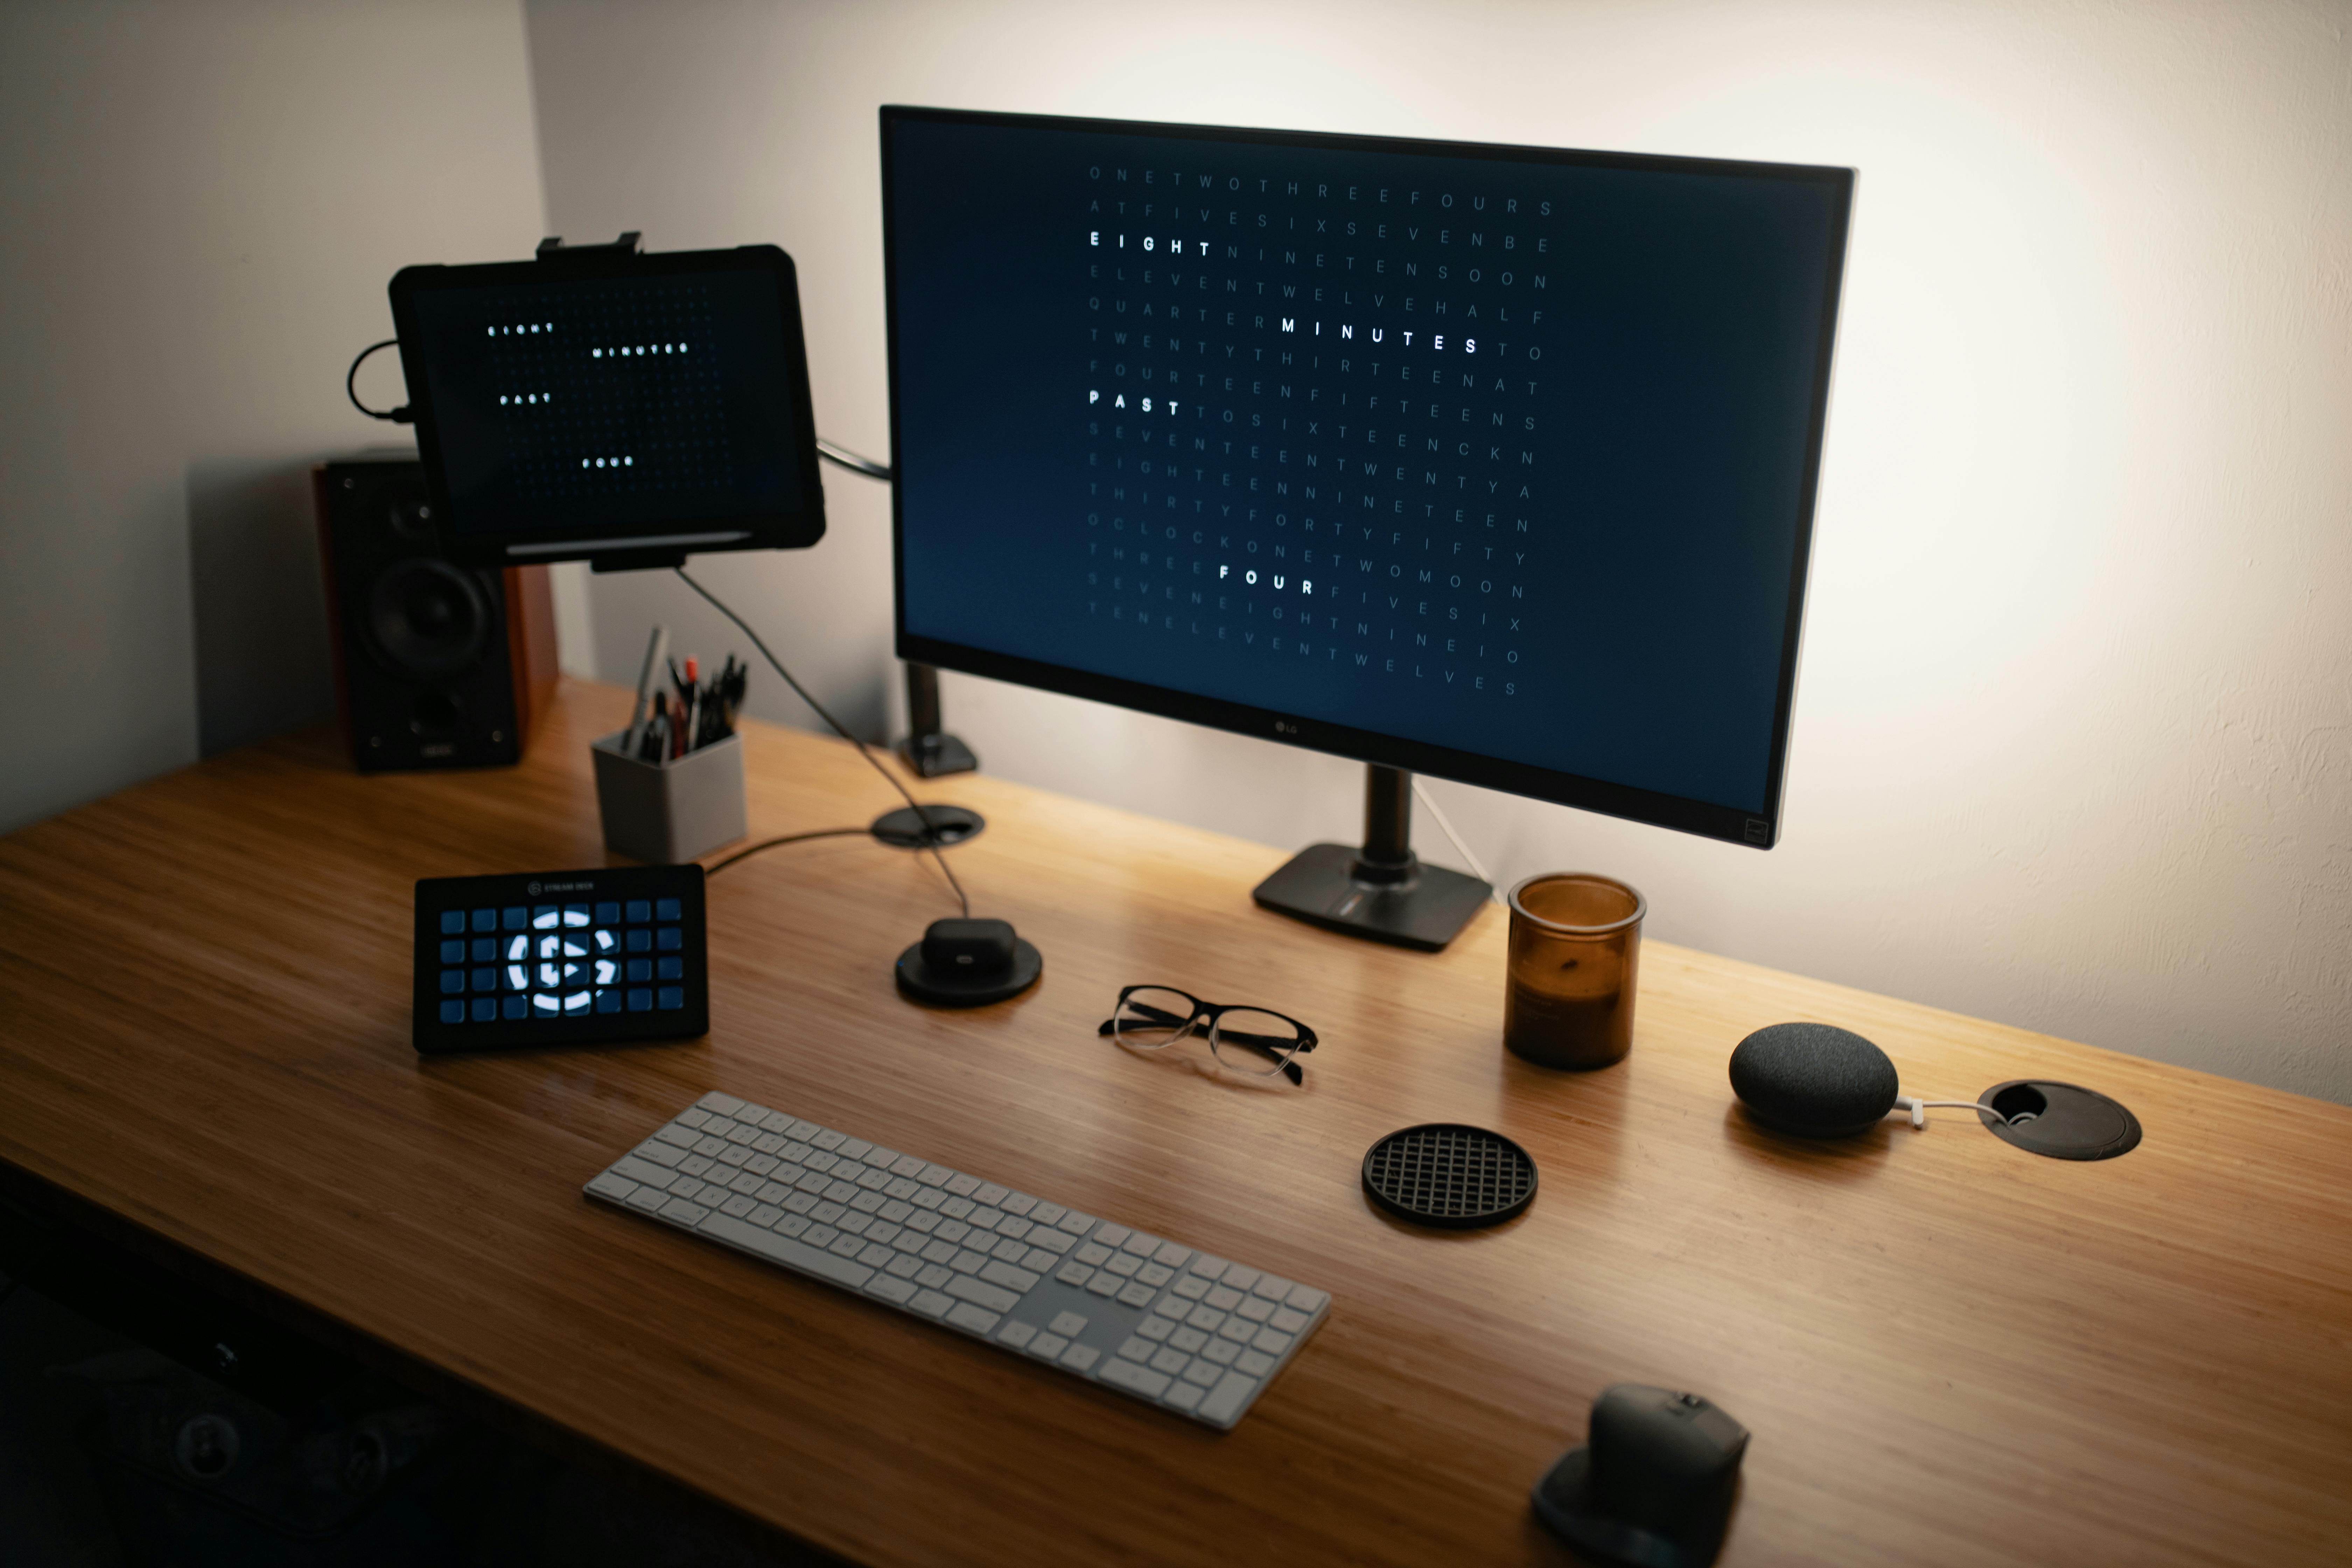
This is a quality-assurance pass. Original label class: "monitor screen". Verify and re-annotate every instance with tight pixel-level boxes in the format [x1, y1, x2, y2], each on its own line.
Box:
[883, 109, 1851, 847]
[389, 244, 825, 568]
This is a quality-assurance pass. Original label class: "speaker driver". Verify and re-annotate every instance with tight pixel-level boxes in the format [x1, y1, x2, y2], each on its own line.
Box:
[366, 559, 489, 681]
[386, 493, 437, 542]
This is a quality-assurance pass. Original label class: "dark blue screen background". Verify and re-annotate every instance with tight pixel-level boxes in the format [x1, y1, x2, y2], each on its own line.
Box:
[888, 117, 1842, 814]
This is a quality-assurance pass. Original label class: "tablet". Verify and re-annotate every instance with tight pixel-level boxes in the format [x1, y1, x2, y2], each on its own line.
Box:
[388, 243, 825, 570]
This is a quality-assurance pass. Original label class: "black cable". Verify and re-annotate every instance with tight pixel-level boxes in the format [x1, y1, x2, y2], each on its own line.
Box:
[672, 566, 969, 917]
[816, 439, 891, 481]
[704, 826, 869, 877]
[346, 339, 412, 422]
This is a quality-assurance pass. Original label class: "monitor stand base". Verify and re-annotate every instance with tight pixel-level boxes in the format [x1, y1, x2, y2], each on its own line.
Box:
[895, 731, 978, 778]
[1251, 763, 1492, 951]
[1252, 844, 1492, 951]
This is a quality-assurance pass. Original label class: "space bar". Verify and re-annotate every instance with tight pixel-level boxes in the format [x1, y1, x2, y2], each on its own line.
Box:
[700, 1214, 875, 1289]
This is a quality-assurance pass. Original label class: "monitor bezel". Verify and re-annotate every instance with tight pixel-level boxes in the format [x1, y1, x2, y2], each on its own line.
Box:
[389, 243, 827, 570]
[881, 105, 1852, 849]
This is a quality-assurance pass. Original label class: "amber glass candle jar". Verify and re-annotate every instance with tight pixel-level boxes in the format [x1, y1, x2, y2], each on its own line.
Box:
[1504, 873, 1646, 1070]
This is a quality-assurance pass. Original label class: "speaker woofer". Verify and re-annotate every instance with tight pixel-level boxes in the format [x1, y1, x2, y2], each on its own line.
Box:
[365, 559, 489, 681]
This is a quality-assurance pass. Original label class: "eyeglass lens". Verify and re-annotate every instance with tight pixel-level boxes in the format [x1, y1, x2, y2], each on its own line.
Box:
[1207, 1008, 1304, 1077]
[1111, 987, 1199, 1049]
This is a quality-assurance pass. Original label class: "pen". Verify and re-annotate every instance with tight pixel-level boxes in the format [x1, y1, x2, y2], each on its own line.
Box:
[642, 692, 668, 763]
[625, 625, 668, 752]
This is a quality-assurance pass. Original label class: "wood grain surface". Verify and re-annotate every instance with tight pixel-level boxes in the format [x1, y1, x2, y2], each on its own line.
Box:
[2, 679, 2347, 1565]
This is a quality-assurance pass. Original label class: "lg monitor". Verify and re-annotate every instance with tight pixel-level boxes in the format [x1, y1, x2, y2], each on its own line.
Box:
[884, 108, 1853, 949]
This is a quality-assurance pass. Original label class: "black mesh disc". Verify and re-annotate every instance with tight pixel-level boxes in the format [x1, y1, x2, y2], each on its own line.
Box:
[1361, 1124, 1538, 1230]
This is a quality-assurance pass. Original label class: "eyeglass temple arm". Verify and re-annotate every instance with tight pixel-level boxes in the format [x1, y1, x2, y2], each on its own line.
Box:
[1212, 1024, 1315, 1053]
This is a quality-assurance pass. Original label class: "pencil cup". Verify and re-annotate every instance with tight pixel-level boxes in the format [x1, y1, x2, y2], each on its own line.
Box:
[1504, 873, 1646, 1070]
[590, 731, 747, 864]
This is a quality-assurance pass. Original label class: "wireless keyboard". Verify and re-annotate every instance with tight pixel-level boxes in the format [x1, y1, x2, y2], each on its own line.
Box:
[586, 1092, 1330, 1429]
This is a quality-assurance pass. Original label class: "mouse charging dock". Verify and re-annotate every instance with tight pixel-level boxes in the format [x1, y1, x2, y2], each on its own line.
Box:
[895, 917, 1040, 1007]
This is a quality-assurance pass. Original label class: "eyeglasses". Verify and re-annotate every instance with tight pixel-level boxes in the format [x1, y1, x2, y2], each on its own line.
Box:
[1097, 986, 1319, 1085]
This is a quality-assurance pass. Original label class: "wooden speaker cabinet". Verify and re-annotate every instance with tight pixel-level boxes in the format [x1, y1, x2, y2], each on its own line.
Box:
[314, 454, 558, 771]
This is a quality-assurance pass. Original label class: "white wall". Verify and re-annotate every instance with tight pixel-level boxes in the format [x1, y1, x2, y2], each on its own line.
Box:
[523, 0, 2341, 1103]
[0, 0, 561, 829]
[2, 2, 2334, 1100]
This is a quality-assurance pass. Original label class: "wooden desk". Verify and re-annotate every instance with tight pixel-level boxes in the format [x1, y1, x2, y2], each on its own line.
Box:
[2, 680, 2347, 1565]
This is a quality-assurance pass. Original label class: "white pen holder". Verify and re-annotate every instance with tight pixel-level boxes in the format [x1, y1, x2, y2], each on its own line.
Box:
[590, 730, 747, 864]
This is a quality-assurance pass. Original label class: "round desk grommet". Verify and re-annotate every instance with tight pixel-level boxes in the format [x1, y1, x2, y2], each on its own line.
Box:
[1977, 1080, 2141, 1160]
[870, 805, 984, 849]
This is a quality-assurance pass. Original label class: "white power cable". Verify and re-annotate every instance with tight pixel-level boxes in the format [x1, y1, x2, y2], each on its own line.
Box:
[1894, 1096, 2017, 1129]
[1410, 777, 1503, 902]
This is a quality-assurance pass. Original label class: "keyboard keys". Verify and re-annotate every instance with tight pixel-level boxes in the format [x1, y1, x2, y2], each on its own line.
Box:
[1198, 1372, 1258, 1424]
[946, 1275, 1019, 1314]
[589, 1098, 1328, 1428]
[948, 1303, 1000, 1335]
[980, 1260, 1040, 1294]
[1100, 1359, 1170, 1399]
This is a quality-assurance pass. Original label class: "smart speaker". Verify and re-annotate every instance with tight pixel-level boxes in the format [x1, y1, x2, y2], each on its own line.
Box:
[1728, 1023, 1901, 1138]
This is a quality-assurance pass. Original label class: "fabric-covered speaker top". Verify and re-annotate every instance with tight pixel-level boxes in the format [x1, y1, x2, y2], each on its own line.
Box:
[1729, 1022, 1899, 1138]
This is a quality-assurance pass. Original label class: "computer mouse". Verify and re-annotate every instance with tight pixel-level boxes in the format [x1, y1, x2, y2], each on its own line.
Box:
[1530, 1383, 1749, 1566]
[895, 917, 1042, 1007]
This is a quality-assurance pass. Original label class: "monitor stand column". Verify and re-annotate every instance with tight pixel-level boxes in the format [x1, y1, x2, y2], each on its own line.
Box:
[1250, 764, 1493, 952]
[872, 663, 986, 848]
[894, 662, 977, 778]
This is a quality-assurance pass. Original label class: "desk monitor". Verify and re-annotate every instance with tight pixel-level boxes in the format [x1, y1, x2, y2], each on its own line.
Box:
[883, 107, 1853, 948]
[389, 240, 826, 572]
